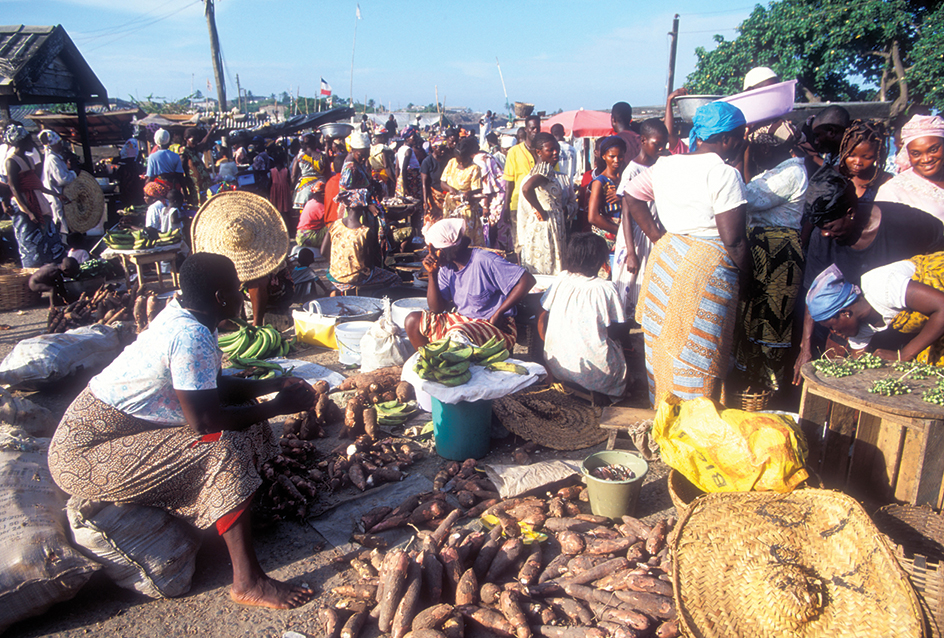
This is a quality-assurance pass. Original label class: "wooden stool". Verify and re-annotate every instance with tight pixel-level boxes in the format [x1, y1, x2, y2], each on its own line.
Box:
[119, 249, 180, 292]
[598, 406, 657, 451]
[799, 361, 944, 506]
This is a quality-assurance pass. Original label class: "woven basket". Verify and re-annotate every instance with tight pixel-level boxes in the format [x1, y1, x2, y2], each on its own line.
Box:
[513, 102, 534, 118]
[874, 504, 944, 638]
[0, 267, 39, 310]
[673, 490, 927, 637]
[731, 388, 772, 411]
[667, 469, 705, 514]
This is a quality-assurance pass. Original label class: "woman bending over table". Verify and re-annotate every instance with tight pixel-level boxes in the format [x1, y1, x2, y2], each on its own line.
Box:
[48, 253, 318, 609]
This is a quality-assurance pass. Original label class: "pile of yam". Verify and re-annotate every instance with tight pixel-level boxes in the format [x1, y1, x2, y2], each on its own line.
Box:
[46, 285, 165, 334]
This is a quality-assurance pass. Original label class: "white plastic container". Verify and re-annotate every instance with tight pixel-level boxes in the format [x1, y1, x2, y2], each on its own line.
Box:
[334, 321, 374, 365]
[390, 297, 430, 330]
[720, 80, 797, 125]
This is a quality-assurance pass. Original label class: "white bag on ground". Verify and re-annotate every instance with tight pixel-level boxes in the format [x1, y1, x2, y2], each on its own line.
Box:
[66, 498, 202, 599]
[360, 298, 413, 372]
[0, 386, 57, 438]
[0, 323, 130, 390]
[0, 427, 100, 633]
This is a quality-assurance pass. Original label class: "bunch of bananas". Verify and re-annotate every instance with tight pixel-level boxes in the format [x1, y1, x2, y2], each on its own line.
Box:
[104, 228, 183, 251]
[227, 357, 292, 380]
[375, 399, 418, 426]
[414, 336, 527, 386]
[103, 230, 135, 250]
[218, 323, 291, 360]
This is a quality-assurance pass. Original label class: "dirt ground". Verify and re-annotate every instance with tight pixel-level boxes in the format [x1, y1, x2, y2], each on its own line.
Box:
[1, 258, 673, 638]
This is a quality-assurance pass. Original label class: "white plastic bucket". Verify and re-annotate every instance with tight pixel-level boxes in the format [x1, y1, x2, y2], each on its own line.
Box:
[391, 297, 429, 330]
[334, 321, 373, 365]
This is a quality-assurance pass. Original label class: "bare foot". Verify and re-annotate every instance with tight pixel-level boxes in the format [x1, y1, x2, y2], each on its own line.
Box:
[230, 575, 315, 609]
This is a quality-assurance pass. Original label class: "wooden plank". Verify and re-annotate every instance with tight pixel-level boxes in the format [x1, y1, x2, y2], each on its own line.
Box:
[598, 407, 656, 429]
[913, 419, 944, 506]
[820, 403, 858, 488]
[847, 412, 882, 498]
[895, 426, 928, 503]
[872, 418, 905, 501]
[798, 387, 831, 474]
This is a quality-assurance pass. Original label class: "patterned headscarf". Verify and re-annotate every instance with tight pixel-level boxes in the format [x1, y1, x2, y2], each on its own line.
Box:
[400, 126, 419, 140]
[901, 115, 944, 149]
[689, 102, 747, 151]
[38, 130, 61, 147]
[3, 124, 29, 146]
[144, 180, 170, 200]
[748, 119, 800, 149]
[120, 138, 140, 160]
[804, 166, 852, 227]
[806, 264, 861, 322]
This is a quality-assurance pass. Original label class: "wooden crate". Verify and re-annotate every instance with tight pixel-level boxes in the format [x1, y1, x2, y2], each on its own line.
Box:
[799, 362, 944, 506]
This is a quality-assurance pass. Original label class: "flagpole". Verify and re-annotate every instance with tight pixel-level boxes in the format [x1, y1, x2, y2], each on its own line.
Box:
[349, 5, 359, 108]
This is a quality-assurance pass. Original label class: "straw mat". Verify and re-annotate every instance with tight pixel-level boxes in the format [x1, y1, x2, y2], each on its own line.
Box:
[492, 384, 606, 450]
[62, 171, 104, 233]
[190, 191, 289, 283]
[673, 489, 926, 638]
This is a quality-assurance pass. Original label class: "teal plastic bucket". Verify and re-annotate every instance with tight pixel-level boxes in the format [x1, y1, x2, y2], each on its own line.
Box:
[582, 450, 649, 519]
[431, 398, 492, 460]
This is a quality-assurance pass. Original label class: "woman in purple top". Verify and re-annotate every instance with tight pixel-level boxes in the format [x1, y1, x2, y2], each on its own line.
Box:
[405, 218, 535, 350]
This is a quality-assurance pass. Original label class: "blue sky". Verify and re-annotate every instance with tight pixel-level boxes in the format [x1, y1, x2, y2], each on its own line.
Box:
[6, 0, 758, 112]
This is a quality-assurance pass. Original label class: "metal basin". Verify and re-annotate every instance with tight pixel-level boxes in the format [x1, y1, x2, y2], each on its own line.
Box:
[674, 95, 724, 123]
[318, 122, 354, 139]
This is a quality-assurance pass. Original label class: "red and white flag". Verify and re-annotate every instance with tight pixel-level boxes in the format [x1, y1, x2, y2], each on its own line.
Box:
[320, 78, 332, 96]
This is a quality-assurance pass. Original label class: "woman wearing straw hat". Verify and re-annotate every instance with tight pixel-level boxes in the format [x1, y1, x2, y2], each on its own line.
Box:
[4, 124, 66, 267]
[190, 190, 293, 327]
[48, 252, 318, 610]
[38, 129, 76, 234]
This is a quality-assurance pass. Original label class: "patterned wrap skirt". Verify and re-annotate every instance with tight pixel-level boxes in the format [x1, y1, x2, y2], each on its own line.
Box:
[892, 251, 944, 365]
[635, 233, 739, 406]
[47, 388, 279, 530]
[419, 310, 517, 350]
[734, 226, 805, 391]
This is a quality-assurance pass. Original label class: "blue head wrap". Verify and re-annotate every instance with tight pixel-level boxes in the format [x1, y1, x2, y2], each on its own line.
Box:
[689, 102, 747, 151]
[598, 135, 627, 156]
[806, 264, 861, 322]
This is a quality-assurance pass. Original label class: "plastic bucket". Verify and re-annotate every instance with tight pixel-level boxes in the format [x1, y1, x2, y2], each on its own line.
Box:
[431, 398, 492, 460]
[391, 297, 429, 330]
[582, 450, 649, 519]
[334, 321, 373, 366]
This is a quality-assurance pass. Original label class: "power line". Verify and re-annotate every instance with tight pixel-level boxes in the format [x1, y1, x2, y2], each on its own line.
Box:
[82, 1, 201, 53]
[72, 0, 184, 39]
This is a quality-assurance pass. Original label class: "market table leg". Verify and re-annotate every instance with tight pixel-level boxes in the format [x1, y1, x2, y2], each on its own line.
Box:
[846, 412, 882, 498]
[896, 419, 944, 506]
[871, 418, 905, 502]
[820, 403, 858, 488]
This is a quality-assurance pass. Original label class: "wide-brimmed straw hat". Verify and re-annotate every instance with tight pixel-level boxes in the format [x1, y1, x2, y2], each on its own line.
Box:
[673, 489, 926, 638]
[492, 385, 607, 450]
[190, 191, 289, 283]
[62, 171, 104, 233]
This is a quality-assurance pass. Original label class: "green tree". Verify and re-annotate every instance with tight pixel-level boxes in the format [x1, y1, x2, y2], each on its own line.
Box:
[686, 0, 944, 114]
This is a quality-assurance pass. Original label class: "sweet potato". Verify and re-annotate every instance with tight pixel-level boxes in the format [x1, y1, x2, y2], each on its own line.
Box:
[363, 406, 378, 441]
[378, 549, 410, 633]
[620, 515, 652, 539]
[335, 598, 370, 613]
[441, 615, 463, 638]
[556, 486, 583, 501]
[457, 530, 486, 565]
[646, 518, 668, 556]
[583, 536, 635, 555]
[546, 597, 593, 625]
[392, 557, 424, 638]
[420, 550, 444, 605]
[472, 525, 504, 578]
[507, 504, 546, 528]
[456, 491, 477, 508]
[537, 552, 570, 583]
[455, 568, 478, 606]
[341, 610, 369, 638]
[350, 558, 377, 579]
[557, 531, 585, 555]
[588, 602, 650, 631]
[612, 590, 677, 620]
[396, 380, 415, 402]
[439, 546, 463, 594]
[430, 508, 463, 547]
[320, 607, 342, 638]
[455, 605, 515, 638]
[349, 463, 368, 491]
[543, 518, 600, 534]
[412, 603, 453, 632]
[411, 500, 450, 527]
[361, 506, 393, 532]
[517, 540, 542, 585]
[480, 582, 502, 606]
[499, 590, 530, 638]
[463, 498, 499, 520]
[332, 584, 378, 601]
[560, 557, 629, 586]
[534, 628, 606, 638]
[655, 619, 680, 638]
[405, 631, 448, 638]
[626, 541, 648, 564]
[624, 573, 673, 597]
[596, 623, 642, 638]
[485, 537, 526, 582]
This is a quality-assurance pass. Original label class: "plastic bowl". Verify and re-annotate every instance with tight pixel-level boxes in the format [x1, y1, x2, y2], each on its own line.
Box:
[720, 80, 797, 125]
[391, 297, 429, 330]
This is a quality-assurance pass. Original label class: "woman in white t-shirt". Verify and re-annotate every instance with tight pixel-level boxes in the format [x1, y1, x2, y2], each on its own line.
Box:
[807, 255, 944, 364]
[622, 102, 749, 406]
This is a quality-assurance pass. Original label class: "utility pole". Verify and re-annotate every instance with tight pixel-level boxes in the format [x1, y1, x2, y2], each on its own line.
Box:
[236, 74, 242, 113]
[666, 14, 680, 97]
[204, 0, 227, 111]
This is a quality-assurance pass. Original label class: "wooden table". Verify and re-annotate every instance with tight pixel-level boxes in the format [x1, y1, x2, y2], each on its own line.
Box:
[106, 245, 181, 292]
[799, 361, 944, 506]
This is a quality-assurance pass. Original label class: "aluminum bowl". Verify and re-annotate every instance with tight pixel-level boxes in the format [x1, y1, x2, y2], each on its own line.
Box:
[674, 95, 724, 123]
[318, 122, 354, 139]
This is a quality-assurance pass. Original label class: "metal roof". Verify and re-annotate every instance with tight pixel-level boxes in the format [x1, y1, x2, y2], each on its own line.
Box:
[0, 24, 107, 105]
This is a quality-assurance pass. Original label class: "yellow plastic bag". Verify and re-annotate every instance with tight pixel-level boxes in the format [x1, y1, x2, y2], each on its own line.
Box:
[652, 395, 809, 494]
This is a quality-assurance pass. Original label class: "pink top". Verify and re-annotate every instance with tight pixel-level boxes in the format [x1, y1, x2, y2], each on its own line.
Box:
[297, 198, 325, 232]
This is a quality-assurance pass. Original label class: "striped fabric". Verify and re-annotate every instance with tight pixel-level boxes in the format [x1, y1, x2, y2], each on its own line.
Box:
[635, 233, 739, 406]
[419, 310, 517, 350]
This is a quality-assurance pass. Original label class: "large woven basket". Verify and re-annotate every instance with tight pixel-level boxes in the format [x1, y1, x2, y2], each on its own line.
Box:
[0, 267, 39, 310]
[731, 387, 772, 411]
[874, 504, 944, 638]
[673, 489, 927, 637]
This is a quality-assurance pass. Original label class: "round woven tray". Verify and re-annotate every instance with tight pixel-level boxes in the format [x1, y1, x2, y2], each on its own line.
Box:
[674, 489, 927, 637]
